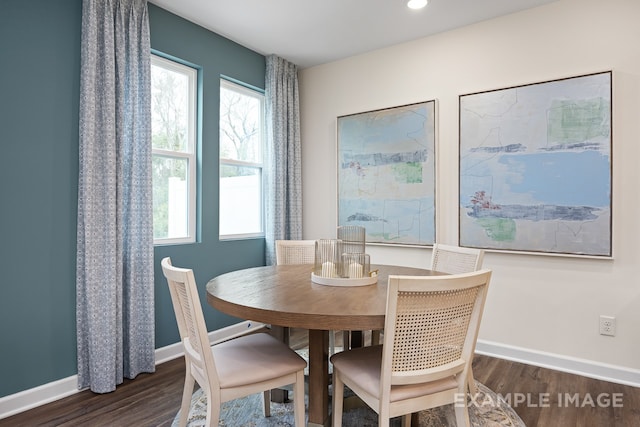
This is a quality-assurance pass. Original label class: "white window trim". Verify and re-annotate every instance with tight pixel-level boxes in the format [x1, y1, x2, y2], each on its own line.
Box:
[152, 54, 198, 246]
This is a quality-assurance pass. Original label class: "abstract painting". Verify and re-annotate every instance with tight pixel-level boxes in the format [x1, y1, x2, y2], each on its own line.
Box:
[338, 101, 436, 246]
[459, 71, 612, 257]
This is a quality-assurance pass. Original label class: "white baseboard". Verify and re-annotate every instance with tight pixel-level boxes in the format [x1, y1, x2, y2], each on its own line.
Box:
[0, 376, 80, 421]
[0, 321, 266, 420]
[475, 339, 640, 388]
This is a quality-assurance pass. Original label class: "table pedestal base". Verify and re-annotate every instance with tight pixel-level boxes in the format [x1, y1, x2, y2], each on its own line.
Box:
[308, 329, 330, 427]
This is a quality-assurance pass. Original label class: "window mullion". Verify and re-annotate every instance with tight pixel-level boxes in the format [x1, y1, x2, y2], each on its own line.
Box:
[220, 158, 262, 168]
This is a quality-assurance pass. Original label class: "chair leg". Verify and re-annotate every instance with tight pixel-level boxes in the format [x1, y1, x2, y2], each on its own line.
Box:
[401, 414, 412, 427]
[332, 371, 345, 427]
[293, 371, 306, 427]
[262, 390, 271, 417]
[454, 404, 471, 427]
[410, 412, 420, 426]
[467, 368, 478, 395]
[379, 407, 390, 427]
[371, 330, 381, 346]
[453, 372, 471, 427]
[204, 389, 220, 427]
[178, 375, 195, 427]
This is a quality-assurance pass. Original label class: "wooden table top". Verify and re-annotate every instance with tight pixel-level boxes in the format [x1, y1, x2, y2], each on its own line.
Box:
[206, 264, 438, 331]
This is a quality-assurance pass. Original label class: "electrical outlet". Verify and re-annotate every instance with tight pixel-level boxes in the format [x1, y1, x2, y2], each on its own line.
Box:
[599, 315, 616, 336]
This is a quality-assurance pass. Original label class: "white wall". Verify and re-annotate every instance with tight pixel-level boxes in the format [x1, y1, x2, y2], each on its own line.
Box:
[299, 0, 640, 382]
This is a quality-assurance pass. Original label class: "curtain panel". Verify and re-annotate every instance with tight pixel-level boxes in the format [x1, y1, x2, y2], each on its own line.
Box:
[265, 55, 303, 265]
[76, 0, 155, 393]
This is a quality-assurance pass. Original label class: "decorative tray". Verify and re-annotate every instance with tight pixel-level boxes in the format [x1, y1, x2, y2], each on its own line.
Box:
[311, 272, 378, 287]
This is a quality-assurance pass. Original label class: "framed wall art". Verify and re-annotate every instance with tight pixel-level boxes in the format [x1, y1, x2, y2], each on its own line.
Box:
[337, 101, 436, 246]
[459, 71, 612, 257]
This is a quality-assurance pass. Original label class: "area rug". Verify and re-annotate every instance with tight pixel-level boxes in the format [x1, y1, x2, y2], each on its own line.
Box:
[171, 380, 525, 427]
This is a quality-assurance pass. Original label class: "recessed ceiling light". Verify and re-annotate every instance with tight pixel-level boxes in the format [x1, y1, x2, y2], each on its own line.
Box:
[407, 0, 428, 10]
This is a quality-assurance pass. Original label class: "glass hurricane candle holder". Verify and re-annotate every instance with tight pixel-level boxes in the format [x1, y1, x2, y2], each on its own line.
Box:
[314, 239, 343, 278]
[337, 225, 366, 255]
[341, 253, 370, 278]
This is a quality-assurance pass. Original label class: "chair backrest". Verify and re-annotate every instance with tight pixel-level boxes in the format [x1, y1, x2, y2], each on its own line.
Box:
[161, 257, 219, 389]
[381, 270, 492, 389]
[430, 243, 484, 274]
[275, 240, 316, 265]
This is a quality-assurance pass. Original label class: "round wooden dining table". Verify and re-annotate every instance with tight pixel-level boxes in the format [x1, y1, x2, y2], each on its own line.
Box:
[206, 263, 437, 427]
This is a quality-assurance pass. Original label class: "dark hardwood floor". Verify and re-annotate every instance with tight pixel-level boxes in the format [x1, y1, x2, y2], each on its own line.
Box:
[2, 329, 638, 426]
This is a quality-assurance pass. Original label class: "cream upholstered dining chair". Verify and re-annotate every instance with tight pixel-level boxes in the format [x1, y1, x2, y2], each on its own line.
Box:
[430, 243, 485, 275]
[275, 239, 345, 353]
[161, 257, 307, 427]
[275, 239, 316, 265]
[330, 270, 492, 427]
[429, 243, 485, 394]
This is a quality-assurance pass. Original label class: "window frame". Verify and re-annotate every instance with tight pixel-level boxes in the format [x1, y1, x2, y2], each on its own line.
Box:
[219, 78, 266, 240]
[151, 53, 198, 246]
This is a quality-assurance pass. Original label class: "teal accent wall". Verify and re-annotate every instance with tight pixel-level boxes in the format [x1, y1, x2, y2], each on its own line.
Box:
[0, 0, 265, 398]
[0, 0, 82, 399]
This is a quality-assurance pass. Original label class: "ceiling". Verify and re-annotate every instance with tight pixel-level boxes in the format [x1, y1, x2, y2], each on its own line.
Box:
[149, 0, 557, 69]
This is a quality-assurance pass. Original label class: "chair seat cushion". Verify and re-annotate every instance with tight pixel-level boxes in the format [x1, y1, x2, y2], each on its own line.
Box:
[212, 332, 307, 389]
[330, 345, 459, 402]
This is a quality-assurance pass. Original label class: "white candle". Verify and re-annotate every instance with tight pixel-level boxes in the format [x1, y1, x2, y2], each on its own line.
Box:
[321, 261, 336, 278]
[348, 262, 363, 278]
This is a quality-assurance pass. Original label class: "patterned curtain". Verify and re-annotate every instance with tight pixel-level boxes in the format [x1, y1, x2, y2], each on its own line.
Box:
[264, 55, 303, 265]
[76, 0, 155, 393]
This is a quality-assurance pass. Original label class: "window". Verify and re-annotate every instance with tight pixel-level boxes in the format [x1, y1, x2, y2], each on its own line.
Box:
[151, 54, 197, 245]
[219, 79, 265, 239]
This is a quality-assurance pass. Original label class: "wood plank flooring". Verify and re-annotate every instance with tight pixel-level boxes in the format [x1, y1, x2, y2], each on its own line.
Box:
[1, 328, 638, 427]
